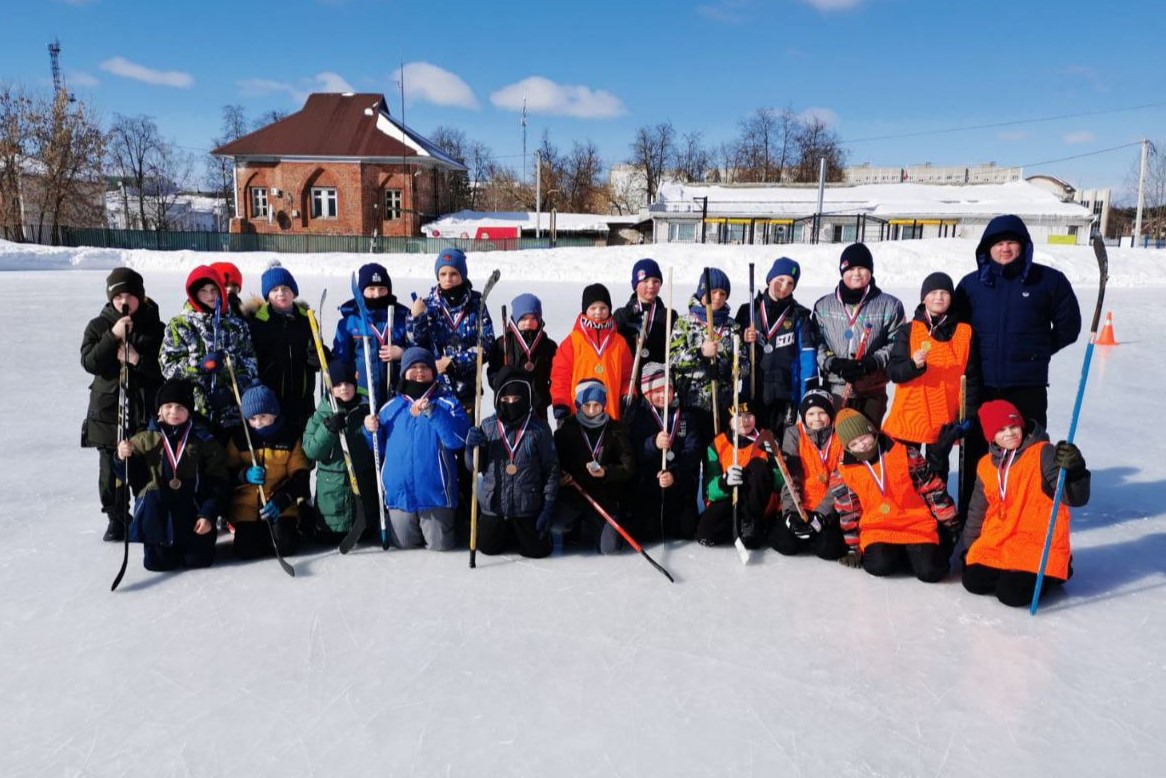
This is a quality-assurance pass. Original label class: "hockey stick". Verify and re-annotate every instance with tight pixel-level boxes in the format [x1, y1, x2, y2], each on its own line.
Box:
[623, 303, 651, 418]
[352, 272, 390, 549]
[469, 269, 502, 569]
[110, 303, 132, 592]
[568, 480, 674, 583]
[1030, 237, 1108, 614]
[731, 334, 749, 565]
[748, 262, 757, 402]
[839, 322, 874, 405]
[701, 267, 720, 436]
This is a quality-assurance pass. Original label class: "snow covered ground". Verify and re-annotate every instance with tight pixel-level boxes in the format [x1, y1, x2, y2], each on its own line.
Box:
[1, 238, 1164, 777]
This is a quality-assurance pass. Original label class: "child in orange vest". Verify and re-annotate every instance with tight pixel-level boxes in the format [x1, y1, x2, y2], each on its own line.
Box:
[550, 284, 633, 425]
[832, 408, 957, 581]
[962, 399, 1089, 607]
[773, 389, 847, 559]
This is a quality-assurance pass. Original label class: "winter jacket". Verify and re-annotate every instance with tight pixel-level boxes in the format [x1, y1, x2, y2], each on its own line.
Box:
[486, 326, 558, 421]
[302, 397, 376, 533]
[159, 303, 258, 430]
[780, 422, 843, 515]
[225, 423, 311, 523]
[81, 298, 165, 447]
[549, 316, 634, 421]
[704, 432, 781, 504]
[735, 294, 818, 406]
[882, 313, 975, 445]
[628, 399, 703, 496]
[669, 304, 748, 415]
[366, 383, 470, 513]
[332, 297, 411, 405]
[553, 415, 635, 515]
[613, 295, 679, 366]
[119, 418, 228, 547]
[466, 412, 559, 519]
[247, 301, 320, 434]
[954, 214, 1082, 389]
[813, 283, 905, 396]
[964, 423, 1089, 579]
[407, 285, 494, 406]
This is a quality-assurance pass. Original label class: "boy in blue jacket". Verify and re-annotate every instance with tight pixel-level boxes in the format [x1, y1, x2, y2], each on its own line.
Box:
[333, 262, 411, 404]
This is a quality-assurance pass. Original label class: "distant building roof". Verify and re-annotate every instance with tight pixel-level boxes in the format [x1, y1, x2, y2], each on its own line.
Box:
[421, 210, 637, 237]
[212, 93, 466, 171]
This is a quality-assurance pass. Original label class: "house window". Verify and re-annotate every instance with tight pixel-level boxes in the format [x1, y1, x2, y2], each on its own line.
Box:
[1093, 199, 1104, 216]
[384, 189, 402, 220]
[250, 187, 269, 218]
[668, 222, 696, 242]
[311, 187, 338, 219]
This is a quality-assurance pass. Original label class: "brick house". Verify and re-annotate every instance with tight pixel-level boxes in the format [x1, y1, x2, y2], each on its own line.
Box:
[212, 92, 466, 237]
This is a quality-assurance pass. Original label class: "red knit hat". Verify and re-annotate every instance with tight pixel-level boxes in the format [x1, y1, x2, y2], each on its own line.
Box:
[978, 399, 1024, 443]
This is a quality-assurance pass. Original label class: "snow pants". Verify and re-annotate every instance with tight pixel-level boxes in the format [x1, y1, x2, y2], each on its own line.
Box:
[695, 459, 775, 548]
[233, 518, 300, 560]
[769, 515, 848, 560]
[143, 533, 216, 572]
[388, 508, 456, 550]
[476, 513, 552, 558]
[963, 563, 1065, 608]
[862, 542, 949, 582]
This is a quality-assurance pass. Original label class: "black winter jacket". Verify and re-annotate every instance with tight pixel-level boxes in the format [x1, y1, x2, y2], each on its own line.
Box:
[80, 299, 164, 447]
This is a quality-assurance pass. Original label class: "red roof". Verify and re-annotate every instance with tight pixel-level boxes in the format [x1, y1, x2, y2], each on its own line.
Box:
[211, 93, 464, 170]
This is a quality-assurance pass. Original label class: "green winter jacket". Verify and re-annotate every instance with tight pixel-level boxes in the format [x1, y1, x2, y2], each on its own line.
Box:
[302, 398, 376, 532]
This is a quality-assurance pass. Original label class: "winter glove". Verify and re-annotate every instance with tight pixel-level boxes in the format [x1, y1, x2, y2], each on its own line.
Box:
[1054, 441, 1087, 477]
[535, 506, 554, 535]
[838, 547, 863, 569]
[199, 350, 224, 374]
[724, 465, 744, 487]
[936, 420, 967, 450]
[783, 510, 814, 540]
[323, 411, 348, 433]
[259, 500, 281, 522]
[245, 465, 266, 485]
[465, 426, 488, 450]
[939, 519, 961, 549]
[830, 357, 864, 383]
[859, 355, 879, 374]
[208, 385, 234, 412]
[553, 405, 570, 421]
[782, 404, 798, 428]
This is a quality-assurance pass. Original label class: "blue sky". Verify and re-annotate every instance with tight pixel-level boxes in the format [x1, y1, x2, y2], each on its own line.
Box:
[4, 0, 1163, 199]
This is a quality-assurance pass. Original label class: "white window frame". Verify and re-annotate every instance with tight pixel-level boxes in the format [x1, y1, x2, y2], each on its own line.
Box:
[311, 187, 338, 219]
[250, 187, 269, 218]
[384, 189, 402, 220]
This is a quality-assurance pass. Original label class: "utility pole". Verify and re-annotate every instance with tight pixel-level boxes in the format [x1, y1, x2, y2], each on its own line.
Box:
[535, 149, 542, 240]
[521, 93, 528, 185]
[1134, 138, 1149, 248]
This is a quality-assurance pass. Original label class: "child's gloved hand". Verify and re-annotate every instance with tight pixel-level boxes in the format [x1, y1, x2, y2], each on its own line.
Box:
[199, 350, 224, 374]
[1054, 441, 1087, 476]
[245, 465, 266, 485]
[259, 501, 280, 522]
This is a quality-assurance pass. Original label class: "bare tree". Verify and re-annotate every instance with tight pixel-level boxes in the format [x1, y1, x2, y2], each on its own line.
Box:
[144, 145, 195, 231]
[562, 140, 606, 213]
[251, 109, 288, 132]
[791, 115, 847, 183]
[0, 84, 34, 240]
[674, 130, 712, 183]
[729, 107, 798, 183]
[206, 104, 248, 226]
[628, 121, 675, 205]
[108, 114, 163, 229]
[26, 91, 106, 243]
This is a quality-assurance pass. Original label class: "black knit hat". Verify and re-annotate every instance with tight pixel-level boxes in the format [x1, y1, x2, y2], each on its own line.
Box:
[919, 272, 954, 300]
[839, 243, 874, 275]
[581, 283, 612, 313]
[156, 379, 195, 411]
[799, 388, 836, 426]
[106, 267, 145, 303]
[327, 359, 357, 387]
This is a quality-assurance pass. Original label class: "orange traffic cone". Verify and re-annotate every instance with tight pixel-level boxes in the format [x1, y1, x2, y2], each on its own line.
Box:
[1095, 311, 1118, 345]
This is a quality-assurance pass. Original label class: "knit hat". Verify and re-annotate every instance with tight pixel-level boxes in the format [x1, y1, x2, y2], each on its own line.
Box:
[435, 248, 468, 280]
[510, 293, 543, 324]
[400, 346, 437, 374]
[639, 362, 667, 394]
[210, 262, 242, 291]
[155, 379, 194, 411]
[835, 408, 877, 447]
[327, 359, 357, 387]
[106, 267, 145, 303]
[839, 243, 874, 275]
[574, 378, 608, 408]
[358, 263, 391, 293]
[241, 384, 281, 420]
[695, 267, 731, 301]
[261, 264, 299, 300]
[799, 388, 836, 425]
[631, 258, 663, 289]
[978, 399, 1024, 443]
[766, 257, 801, 286]
[919, 271, 954, 300]
[581, 283, 612, 312]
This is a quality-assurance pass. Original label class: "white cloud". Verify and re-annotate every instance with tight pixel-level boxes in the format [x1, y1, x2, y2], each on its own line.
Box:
[99, 56, 193, 88]
[798, 0, 865, 9]
[237, 72, 354, 103]
[799, 106, 838, 127]
[491, 76, 625, 119]
[396, 62, 478, 110]
[1064, 131, 1096, 145]
[67, 71, 99, 88]
[1058, 65, 1109, 93]
[696, 0, 754, 23]
[997, 130, 1030, 142]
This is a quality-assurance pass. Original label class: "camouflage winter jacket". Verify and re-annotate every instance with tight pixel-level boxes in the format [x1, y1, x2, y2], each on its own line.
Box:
[407, 285, 494, 407]
[668, 304, 749, 415]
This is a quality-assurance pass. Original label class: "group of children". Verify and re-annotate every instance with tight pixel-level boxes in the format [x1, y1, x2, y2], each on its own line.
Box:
[81, 243, 1090, 608]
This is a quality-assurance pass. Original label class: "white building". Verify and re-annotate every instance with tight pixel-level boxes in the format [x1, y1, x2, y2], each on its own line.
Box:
[1027, 174, 1111, 238]
[649, 180, 1094, 246]
[845, 162, 1023, 186]
[421, 210, 641, 246]
[105, 192, 228, 232]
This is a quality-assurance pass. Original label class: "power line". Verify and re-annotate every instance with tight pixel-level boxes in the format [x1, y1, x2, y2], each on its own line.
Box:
[1015, 141, 1144, 169]
[842, 101, 1166, 144]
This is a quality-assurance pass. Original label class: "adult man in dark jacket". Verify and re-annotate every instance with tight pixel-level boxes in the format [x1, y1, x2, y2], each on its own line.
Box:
[954, 214, 1081, 515]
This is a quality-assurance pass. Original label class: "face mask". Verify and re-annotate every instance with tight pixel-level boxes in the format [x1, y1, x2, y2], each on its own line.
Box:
[364, 294, 392, 310]
[400, 379, 433, 400]
[497, 395, 530, 424]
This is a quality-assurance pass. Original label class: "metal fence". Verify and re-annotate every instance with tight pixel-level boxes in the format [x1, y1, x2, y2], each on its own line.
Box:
[51, 227, 602, 254]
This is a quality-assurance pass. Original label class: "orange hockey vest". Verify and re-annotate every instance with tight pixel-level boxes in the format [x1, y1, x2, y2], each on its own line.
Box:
[966, 442, 1071, 579]
[550, 318, 633, 420]
[713, 433, 767, 471]
[838, 442, 939, 549]
[797, 424, 843, 511]
[883, 321, 972, 445]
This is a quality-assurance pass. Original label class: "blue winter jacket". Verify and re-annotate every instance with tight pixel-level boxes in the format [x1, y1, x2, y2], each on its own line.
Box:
[332, 298, 411, 405]
[407, 286, 494, 406]
[955, 215, 1082, 389]
[366, 384, 470, 513]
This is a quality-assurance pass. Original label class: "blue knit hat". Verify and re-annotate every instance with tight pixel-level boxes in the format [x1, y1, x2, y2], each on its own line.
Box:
[241, 384, 281, 419]
[400, 346, 437, 374]
[435, 248, 468, 280]
[261, 265, 299, 300]
[510, 293, 542, 324]
[631, 258, 663, 289]
[358, 263, 390, 293]
[574, 378, 608, 408]
[695, 268, 731, 300]
[766, 257, 800, 286]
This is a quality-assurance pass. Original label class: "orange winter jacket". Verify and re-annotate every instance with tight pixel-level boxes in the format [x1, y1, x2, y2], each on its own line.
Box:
[883, 321, 972, 444]
[798, 424, 843, 512]
[838, 442, 939, 549]
[967, 442, 1071, 579]
[550, 316, 634, 420]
